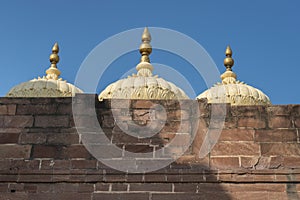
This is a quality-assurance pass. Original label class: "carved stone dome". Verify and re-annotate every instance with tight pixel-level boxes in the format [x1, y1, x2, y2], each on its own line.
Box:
[6, 43, 83, 97]
[197, 46, 271, 106]
[99, 28, 189, 101]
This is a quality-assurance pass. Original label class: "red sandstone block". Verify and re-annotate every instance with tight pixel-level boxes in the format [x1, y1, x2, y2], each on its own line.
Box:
[166, 109, 190, 120]
[152, 192, 230, 200]
[68, 174, 87, 182]
[129, 183, 172, 192]
[41, 159, 71, 170]
[210, 103, 229, 116]
[10, 159, 40, 172]
[237, 117, 266, 128]
[3, 116, 34, 128]
[18, 133, 47, 144]
[255, 157, 272, 170]
[95, 183, 110, 191]
[0, 132, 20, 144]
[62, 145, 93, 159]
[173, 183, 197, 192]
[261, 143, 300, 156]
[219, 129, 254, 141]
[71, 159, 97, 169]
[111, 131, 140, 144]
[231, 105, 266, 117]
[292, 105, 300, 116]
[209, 117, 237, 129]
[267, 105, 291, 116]
[0, 104, 16, 115]
[92, 193, 150, 200]
[111, 183, 128, 191]
[31, 145, 64, 158]
[34, 115, 70, 128]
[46, 133, 79, 145]
[283, 157, 300, 168]
[104, 174, 126, 182]
[51, 183, 94, 193]
[0, 144, 31, 158]
[294, 118, 300, 128]
[240, 156, 259, 169]
[124, 144, 154, 153]
[0, 98, 31, 104]
[57, 103, 72, 114]
[28, 193, 91, 200]
[0, 183, 8, 192]
[0, 105, 7, 115]
[131, 100, 156, 109]
[255, 129, 297, 142]
[210, 157, 240, 170]
[16, 104, 57, 115]
[162, 120, 191, 133]
[269, 116, 292, 128]
[23, 184, 38, 193]
[88, 144, 122, 159]
[211, 142, 260, 156]
[0, 174, 18, 182]
[253, 174, 276, 182]
[0, 193, 28, 200]
[18, 174, 53, 182]
[8, 183, 24, 193]
[269, 156, 284, 169]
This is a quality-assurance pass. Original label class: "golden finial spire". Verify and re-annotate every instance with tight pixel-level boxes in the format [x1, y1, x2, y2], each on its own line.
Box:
[135, 27, 154, 77]
[139, 27, 152, 63]
[224, 45, 234, 70]
[45, 42, 61, 80]
[221, 45, 237, 83]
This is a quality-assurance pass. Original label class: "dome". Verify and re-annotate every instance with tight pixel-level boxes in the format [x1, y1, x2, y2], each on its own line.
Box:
[197, 46, 271, 106]
[6, 43, 83, 97]
[99, 28, 189, 101]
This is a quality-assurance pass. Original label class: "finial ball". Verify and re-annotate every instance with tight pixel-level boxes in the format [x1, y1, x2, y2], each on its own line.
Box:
[224, 57, 234, 67]
[50, 54, 59, 63]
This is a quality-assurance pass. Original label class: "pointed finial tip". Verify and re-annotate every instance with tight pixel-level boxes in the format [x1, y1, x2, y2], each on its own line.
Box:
[142, 27, 151, 42]
[225, 45, 232, 56]
[52, 42, 59, 53]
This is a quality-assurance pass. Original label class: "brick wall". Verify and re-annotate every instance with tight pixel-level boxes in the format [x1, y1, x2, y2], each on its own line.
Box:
[0, 94, 300, 199]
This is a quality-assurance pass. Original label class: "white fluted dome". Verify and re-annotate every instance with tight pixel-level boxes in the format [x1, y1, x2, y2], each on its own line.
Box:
[99, 28, 188, 100]
[6, 43, 83, 97]
[197, 46, 271, 106]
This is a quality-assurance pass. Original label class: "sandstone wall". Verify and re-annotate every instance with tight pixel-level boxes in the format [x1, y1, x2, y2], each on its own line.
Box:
[0, 95, 299, 199]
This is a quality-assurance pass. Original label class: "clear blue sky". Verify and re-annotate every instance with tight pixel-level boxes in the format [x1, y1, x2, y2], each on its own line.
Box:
[1, 0, 299, 104]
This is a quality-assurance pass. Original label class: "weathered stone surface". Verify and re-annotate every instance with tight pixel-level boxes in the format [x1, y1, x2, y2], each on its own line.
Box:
[269, 116, 293, 128]
[0, 144, 31, 158]
[3, 116, 34, 128]
[255, 129, 297, 142]
[211, 142, 260, 156]
[1, 97, 300, 199]
[219, 129, 254, 141]
[210, 157, 239, 169]
[34, 115, 70, 128]
[238, 117, 266, 128]
[261, 143, 300, 156]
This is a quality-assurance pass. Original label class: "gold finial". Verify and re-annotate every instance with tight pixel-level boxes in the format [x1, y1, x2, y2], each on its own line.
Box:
[221, 45, 237, 83]
[46, 42, 61, 80]
[139, 27, 152, 63]
[223, 45, 234, 71]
